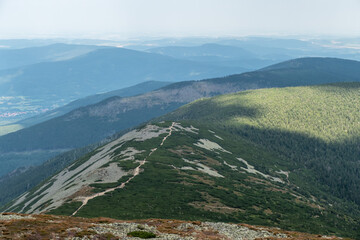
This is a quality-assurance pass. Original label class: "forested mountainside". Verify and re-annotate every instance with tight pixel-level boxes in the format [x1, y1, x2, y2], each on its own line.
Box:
[163, 82, 360, 212]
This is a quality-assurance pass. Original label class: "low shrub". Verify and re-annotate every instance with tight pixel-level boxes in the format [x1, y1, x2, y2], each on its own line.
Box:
[127, 230, 156, 238]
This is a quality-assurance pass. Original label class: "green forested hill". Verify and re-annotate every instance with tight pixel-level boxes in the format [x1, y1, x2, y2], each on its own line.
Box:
[163, 82, 360, 206]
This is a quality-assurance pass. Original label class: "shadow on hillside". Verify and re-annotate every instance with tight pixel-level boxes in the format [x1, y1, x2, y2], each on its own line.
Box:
[218, 123, 360, 207]
[166, 98, 360, 208]
[312, 82, 360, 91]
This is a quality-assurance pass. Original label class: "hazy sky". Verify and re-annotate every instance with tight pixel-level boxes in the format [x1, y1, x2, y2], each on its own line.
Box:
[0, 0, 360, 39]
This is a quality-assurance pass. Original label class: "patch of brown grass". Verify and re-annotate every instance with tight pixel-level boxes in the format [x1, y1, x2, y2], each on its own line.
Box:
[245, 176, 274, 186]
[191, 174, 216, 186]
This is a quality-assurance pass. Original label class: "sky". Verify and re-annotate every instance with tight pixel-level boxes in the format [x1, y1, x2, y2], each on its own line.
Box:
[0, 0, 360, 39]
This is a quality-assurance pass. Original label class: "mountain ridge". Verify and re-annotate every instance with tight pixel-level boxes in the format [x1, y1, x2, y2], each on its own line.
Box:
[1, 57, 360, 178]
[0, 47, 245, 98]
[0, 45, 245, 125]
[0, 43, 104, 70]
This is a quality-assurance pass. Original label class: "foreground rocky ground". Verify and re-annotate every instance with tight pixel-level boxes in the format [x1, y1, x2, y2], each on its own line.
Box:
[0, 213, 348, 240]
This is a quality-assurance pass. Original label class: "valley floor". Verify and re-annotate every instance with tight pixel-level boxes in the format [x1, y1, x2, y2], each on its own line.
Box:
[0, 213, 347, 240]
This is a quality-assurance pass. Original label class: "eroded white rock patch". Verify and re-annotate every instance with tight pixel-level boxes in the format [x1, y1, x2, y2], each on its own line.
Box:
[194, 139, 231, 154]
[214, 135, 223, 140]
[224, 161, 237, 170]
[86, 163, 127, 184]
[237, 158, 284, 184]
[116, 147, 145, 161]
[276, 170, 290, 179]
[0, 213, 34, 221]
[182, 158, 224, 178]
[173, 123, 199, 134]
[119, 124, 171, 142]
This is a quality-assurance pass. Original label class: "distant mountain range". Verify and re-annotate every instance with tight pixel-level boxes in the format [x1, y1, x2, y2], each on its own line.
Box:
[1, 57, 360, 177]
[0, 44, 247, 124]
[3, 83, 360, 238]
[0, 43, 104, 70]
[0, 46, 246, 99]
[146, 43, 276, 69]
[2, 39, 359, 125]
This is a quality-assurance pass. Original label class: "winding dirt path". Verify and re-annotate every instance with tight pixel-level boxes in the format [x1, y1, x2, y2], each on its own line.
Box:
[72, 122, 176, 216]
